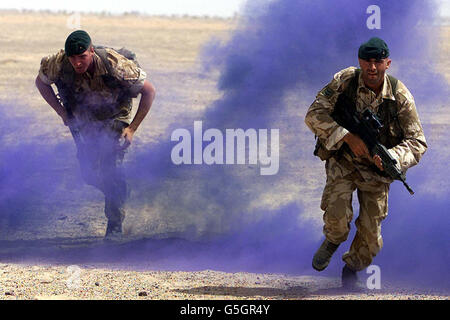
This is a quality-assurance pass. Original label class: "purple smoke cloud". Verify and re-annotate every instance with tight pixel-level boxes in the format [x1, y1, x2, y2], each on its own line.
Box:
[0, 0, 448, 291]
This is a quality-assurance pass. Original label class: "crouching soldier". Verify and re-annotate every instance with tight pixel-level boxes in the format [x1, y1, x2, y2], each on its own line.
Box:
[35, 30, 156, 240]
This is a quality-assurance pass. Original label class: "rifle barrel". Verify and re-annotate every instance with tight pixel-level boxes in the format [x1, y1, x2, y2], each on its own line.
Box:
[403, 182, 415, 195]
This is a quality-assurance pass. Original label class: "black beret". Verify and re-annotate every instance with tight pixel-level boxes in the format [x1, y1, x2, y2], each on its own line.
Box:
[358, 37, 390, 60]
[65, 30, 91, 57]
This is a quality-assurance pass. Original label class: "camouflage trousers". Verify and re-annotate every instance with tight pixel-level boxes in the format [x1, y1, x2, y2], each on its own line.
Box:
[320, 170, 390, 271]
[76, 120, 129, 225]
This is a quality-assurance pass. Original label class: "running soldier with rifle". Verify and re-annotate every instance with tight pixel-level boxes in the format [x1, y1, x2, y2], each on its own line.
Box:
[305, 37, 427, 289]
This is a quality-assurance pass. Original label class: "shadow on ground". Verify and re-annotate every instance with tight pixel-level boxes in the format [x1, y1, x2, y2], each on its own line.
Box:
[173, 285, 310, 298]
[171, 283, 397, 299]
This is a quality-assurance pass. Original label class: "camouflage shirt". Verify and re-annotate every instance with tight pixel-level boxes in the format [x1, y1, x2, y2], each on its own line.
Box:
[305, 67, 427, 183]
[38, 48, 146, 124]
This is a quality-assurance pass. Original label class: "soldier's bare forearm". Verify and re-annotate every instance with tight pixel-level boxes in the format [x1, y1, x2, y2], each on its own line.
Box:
[129, 80, 156, 132]
[35, 76, 67, 120]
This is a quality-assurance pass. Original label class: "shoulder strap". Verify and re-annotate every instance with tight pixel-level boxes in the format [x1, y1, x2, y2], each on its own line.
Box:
[94, 46, 136, 104]
[378, 75, 404, 147]
[59, 56, 76, 86]
[388, 74, 398, 95]
[383, 74, 399, 120]
[93, 46, 126, 91]
[331, 69, 360, 131]
[94, 46, 140, 75]
[54, 56, 78, 117]
[93, 47, 115, 76]
[342, 68, 360, 104]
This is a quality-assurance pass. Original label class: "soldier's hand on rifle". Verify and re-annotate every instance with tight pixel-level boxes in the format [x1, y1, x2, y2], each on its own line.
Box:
[372, 154, 384, 171]
[342, 132, 369, 158]
[120, 127, 135, 150]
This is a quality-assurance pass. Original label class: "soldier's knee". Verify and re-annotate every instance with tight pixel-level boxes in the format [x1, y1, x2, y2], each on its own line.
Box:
[323, 195, 353, 224]
[323, 214, 352, 244]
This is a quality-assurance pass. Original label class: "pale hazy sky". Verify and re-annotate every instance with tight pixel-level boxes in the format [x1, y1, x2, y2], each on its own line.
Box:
[440, 0, 450, 16]
[0, 0, 246, 17]
[0, 0, 449, 17]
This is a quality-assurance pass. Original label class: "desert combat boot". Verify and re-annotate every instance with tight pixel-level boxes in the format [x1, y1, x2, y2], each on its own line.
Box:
[104, 220, 123, 242]
[312, 239, 340, 271]
[341, 264, 364, 291]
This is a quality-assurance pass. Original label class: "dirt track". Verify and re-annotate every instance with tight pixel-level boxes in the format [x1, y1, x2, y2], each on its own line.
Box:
[0, 236, 448, 300]
[1, 263, 447, 300]
[0, 11, 449, 300]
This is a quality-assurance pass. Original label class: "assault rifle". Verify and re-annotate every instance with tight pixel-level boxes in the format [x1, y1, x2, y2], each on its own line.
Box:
[65, 109, 84, 150]
[55, 90, 85, 153]
[331, 96, 415, 195]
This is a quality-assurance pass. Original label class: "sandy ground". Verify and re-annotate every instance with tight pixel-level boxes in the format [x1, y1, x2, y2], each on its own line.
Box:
[0, 11, 449, 300]
[0, 263, 447, 300]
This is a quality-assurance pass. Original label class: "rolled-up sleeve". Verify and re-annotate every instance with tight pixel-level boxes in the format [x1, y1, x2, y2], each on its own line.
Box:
[38, 50, 64, 85]
[126, 67, 146, 97]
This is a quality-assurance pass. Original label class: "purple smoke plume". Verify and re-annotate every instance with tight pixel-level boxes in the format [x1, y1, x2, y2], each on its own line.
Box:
[0, 0, 448, 291]
[125, 0, 448, 287]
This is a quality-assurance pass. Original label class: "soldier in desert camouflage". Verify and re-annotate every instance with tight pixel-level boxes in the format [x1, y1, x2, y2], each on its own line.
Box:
[35, 30, 156, 240]
[305, 37, 427, 289]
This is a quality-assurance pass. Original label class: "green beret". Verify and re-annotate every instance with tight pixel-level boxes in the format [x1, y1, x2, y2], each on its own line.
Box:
[65, 30, 91, 57]
[358, 37, 389, 60]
